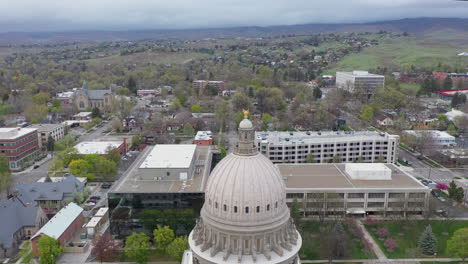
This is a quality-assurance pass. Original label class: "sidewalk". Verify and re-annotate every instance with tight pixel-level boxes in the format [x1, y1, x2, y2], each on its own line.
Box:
[354, 219, 387, 260]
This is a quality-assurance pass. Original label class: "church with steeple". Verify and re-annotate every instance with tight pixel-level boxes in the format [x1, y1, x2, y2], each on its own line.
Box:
[74, 80, 113, 112]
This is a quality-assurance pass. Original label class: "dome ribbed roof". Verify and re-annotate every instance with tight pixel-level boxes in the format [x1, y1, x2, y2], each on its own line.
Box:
[239, 118, 253, 129]
[204, 152, 287, 223]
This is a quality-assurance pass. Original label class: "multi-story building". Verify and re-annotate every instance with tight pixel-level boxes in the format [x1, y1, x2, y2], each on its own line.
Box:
[281, 163, 430, 217]
[336, 71, 385, 96]
[0, 127, 39, 170]
[29, 124, 65, 150]
[404, 130, 456, 147]
[108, 145, 213, 237]
[192, 80, 226, 94]
[255, 131, 399, 164]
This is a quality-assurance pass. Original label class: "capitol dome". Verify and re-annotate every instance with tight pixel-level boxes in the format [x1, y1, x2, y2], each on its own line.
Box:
[187, 117, 301, 264]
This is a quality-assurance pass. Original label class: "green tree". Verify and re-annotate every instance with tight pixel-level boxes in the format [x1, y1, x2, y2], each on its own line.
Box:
[46, 135, 55, 152]
[313, 87, 322, 100]
[183, 123, 196, 136]
[359, 105, 375, 123]
[166, 236, 188, 261]
[125, 233, 151, 264]
[91, 107, 101, 118]
[94, 158, 117, 180]
[25, 104, 48, 123]
[190, 104, 202, 113]
[38, 235, 64, 264]
[215, 101, 231, 131]
[443, 75, 453, 90]
[32, 92, 50, 105]
[127, 76, 138, 94]
[448, 181, 464, 203]
[19, 241, 33, 264]
[261, 113, 274, 130]
[219, 147, 227, 159]
[305, 153, 315, 163]
[69, 159, 94, 180]
[132, 134, 144, 147]
[332, 155, 342, 163]
[112, 97, 133, 122]
[418, 225, 437, 255]
[153, 225, 175, 250]
[105, 148, 121, 165]
[0, 154, 12, 197]
[232, 92, 251, 112]
[290, 199, 302, 230]
[447, 227, 468, 261]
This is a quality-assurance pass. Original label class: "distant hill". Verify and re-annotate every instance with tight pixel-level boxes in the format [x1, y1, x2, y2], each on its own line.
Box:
[0, 17, 467, 44]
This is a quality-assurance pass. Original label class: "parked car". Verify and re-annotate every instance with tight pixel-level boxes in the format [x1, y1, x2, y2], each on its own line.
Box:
[33, 165, 40, 169]
[89, 196, 101, 200]
[438, 197, 446, 202]
[86, 201, 96, 206]
[101, 183, 112, 189]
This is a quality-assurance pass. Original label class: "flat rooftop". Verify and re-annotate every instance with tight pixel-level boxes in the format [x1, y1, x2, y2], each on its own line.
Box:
[29, 124, 63, 132]
[195, 131, 212, 141]
[278, 163, 427, 190]
[0, 127, 37, 140]
[111, 145, 212, 193]
[75, 141, 122, 155]
[337, 71, 384, 77]
[256, 131, 398, 145]
[139, 144, 197, 169]
[404, 130, 455, 139]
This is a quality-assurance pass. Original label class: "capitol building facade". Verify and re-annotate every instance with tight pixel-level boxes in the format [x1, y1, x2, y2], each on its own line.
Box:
[185, 116, 302, 264]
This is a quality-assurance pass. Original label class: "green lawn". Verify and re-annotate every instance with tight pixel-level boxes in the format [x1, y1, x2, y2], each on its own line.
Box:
[300, 221, 375, 260]
[400, 82, 421, 96]
[365, 220, 468, 258]
[324, 33, 468, 74]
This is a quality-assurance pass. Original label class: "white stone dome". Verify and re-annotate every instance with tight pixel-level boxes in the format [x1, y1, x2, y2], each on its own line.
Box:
[204, 152, 287, 223]
[239, 118, 253, 129]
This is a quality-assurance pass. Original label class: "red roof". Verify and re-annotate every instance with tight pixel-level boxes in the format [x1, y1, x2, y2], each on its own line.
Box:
[435, 88, 468, 97]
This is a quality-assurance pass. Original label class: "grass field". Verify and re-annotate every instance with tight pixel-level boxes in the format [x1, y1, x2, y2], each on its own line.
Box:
[365, 220, 468, 258]
[400, 82, 421, 96]
[300, 221, 375, 260]
[325, 32, 468, 74]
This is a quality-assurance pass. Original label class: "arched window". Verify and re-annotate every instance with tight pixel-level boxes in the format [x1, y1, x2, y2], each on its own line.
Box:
[79, 101, 85, 108]
[215, 202, 218, 209]
[245, 207, 249, 214]
[275, 201, 278, 208]
[223, 204, 227, 211]
[267, 204, 270, 211]
[234, 206, 238, 213]
[256, 206, 260, 213]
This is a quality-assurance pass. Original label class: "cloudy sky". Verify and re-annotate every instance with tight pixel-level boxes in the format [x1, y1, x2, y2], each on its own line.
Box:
[1, 0, 467, 32]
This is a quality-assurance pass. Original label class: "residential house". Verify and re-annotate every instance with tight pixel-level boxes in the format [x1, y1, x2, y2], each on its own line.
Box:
[376, 114, 394, 127]
[15, 175, 85, 218]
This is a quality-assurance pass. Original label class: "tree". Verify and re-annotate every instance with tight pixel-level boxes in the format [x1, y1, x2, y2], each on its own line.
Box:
[0, 154, 12, 198]
[69, 159, 94, 180]
[166, 236, 188, 261]
[443, 75, 453, 90]
[447, 227, 468, 261]
[359, 105, 375, 123]
[94, 157, 117, 180]
[25, 104, 48, 123]
[105, 147, 121, 165]
[232, 92, 251, 112]
[330, 223, 347, 258]
[19, 241, 33, 264]
[290, 199, 302, 230]
[418, 225, 437, 255]
[448, 181, 464, 203]
[37, 235, 64, 264]
[111, 96, 133, 122]
[261, 113, 274, 130]
[183, 123, 196, 136]
[153, 225, 175, 250]
[305, 153, 315, 163]
[132, 134, 144, 147]
[124, 233, 151, 264]
[46, 135, 55, 152]
[215, 101, 230, 131]
[190, 104, 202, 113]
[92, 234, 118, 263]
[91, 107, 101, 118]
[332, 155, 342, 163]
[127, 76, 137, 94]
[313, 87, 322, 100]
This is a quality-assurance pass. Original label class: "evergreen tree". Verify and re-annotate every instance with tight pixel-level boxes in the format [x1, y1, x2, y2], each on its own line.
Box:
[443, 75, 453, 90]
[313, 87, 322, 100]
[418, 225, 437, 255]
[330, 222, 347, 257]
[127, 76, 137, 94]
[448, 181, 465, 203]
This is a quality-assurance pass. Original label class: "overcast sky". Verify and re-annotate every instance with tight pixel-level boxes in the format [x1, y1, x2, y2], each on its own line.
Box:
[1, 0, 467, 32]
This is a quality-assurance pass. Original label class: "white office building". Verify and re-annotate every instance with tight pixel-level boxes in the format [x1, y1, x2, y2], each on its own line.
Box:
[255, 131, 399, 164]
[404, 130, 456, 147]
[336, 71, 385, 95]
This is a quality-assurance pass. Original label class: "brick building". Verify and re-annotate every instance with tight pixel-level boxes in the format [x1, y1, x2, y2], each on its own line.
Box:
[0, 127, 39, 171]
[31, 203, 84, 256]
[29, 124, 65, 150]
[193, 131, 213, 145]
[192, 80, 226, 94]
